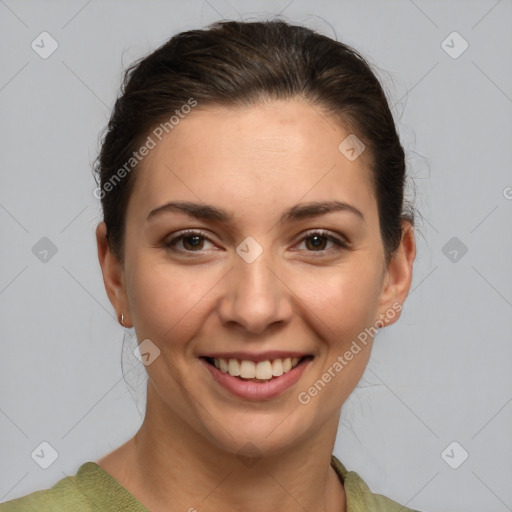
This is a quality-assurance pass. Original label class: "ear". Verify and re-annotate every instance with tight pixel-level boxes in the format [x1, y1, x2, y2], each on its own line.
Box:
[376, 221, 416, 327]
[96, 222, 132, 327]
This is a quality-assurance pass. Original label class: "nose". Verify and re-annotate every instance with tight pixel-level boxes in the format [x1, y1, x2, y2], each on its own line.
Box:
[217, 250, 293, 334]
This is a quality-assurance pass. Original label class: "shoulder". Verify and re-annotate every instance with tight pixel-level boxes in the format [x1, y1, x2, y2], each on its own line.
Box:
[0, 461, 149, 512]
[331, 455, 423, 512]
[0, 463, 99, 511]
[0, 462, 148, 512]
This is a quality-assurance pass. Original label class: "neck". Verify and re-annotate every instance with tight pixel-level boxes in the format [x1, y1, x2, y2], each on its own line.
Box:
[100, 383, 346, 512]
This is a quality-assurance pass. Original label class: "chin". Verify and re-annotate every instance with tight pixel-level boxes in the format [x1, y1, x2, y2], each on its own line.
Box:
[200, 407, 315, 458]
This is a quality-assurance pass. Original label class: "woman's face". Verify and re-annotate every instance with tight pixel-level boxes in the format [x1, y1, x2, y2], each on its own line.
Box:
[99, 99, 413, 456]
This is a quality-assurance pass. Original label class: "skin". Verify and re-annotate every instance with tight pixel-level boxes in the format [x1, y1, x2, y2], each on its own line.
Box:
[95, 98, 416, 512]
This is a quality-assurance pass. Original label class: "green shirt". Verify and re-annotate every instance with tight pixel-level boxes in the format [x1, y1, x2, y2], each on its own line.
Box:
[0, 455, 420, 511]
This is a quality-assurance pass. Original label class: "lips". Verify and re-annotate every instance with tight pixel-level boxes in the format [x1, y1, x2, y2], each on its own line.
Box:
[200, 355, 314, 400]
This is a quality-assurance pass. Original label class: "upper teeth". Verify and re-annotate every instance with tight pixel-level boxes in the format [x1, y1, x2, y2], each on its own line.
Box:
[214, 357, 301, 380]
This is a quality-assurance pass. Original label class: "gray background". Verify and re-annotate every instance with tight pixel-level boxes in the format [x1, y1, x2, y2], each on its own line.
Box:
[1, 1, 511, 510]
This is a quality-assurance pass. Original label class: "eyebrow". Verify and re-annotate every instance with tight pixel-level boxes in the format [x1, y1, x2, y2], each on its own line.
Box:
[146, 200, 365, 224]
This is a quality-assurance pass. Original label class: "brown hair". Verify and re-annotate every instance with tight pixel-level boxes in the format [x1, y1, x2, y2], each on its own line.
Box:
[94, 19, 413, 263]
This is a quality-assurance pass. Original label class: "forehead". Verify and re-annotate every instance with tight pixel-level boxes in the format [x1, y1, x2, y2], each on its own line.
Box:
[128, 99, 376, 222]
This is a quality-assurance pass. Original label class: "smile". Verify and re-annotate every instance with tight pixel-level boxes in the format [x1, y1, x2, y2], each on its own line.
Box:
[200, 355, 314, 400]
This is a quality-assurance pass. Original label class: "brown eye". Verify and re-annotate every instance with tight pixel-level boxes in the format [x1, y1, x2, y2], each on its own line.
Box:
[164, 230, 215, 253]
[182, 235, 204, 251]
[296, 230, 347, 253]
[305, 234, 328, 251]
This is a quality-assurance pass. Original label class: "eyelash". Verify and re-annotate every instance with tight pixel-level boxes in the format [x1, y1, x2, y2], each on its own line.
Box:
[163, 229, 348, 256]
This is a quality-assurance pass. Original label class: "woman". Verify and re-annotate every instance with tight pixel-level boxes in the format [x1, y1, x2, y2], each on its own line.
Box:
[0, 19, 418, 511]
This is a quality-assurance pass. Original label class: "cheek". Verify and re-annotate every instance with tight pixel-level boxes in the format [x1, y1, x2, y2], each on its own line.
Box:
[291, 266, 383, 417]
[296, 260, 383, 343]
[126, 254, 226, 351]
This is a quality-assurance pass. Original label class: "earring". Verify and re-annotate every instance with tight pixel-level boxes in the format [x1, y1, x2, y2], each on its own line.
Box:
[119, 312, 125, 327]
